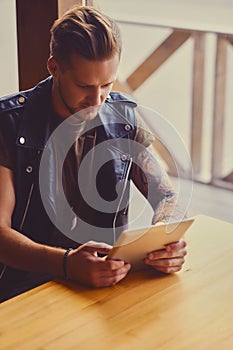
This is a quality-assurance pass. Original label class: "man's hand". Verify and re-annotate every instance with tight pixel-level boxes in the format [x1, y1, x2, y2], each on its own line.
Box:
[144, 239, 187, 273]
[66, 241, 131, 287]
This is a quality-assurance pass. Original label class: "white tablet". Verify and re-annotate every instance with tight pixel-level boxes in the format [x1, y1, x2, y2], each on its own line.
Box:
[107, 217, 195, 270]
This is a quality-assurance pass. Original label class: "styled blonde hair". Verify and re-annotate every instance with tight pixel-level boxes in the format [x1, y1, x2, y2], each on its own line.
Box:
[50, 5, 121, 66]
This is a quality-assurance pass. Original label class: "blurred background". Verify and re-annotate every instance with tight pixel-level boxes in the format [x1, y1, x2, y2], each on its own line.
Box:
[1, 0, 232, 224]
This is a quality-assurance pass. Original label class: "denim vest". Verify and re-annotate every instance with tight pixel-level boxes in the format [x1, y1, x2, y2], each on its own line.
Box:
[0, 77, 137, 247]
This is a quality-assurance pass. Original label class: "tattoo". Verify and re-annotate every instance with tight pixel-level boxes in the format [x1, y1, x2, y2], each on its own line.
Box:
[131, 147, 186, 224]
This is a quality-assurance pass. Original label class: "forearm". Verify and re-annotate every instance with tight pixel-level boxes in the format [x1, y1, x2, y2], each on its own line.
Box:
[151, 192, 186, 224]
[132, 147, 187, 224]
[0, 226, 65, 277]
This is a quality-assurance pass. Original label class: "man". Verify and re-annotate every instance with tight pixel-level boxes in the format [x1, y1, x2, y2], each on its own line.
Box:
[0, 5, 187, 302]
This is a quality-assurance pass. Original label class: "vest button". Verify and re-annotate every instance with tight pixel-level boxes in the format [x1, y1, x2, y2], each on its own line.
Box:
[121, 154, 127, 161]
[18, 96, 25, 104]
[125, 124, 131, 131]
[26, 166, 33, 173]
[19, 137, 25, 144]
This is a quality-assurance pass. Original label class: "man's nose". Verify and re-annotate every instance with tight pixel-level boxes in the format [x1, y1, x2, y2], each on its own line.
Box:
[88, 87, 102, 106]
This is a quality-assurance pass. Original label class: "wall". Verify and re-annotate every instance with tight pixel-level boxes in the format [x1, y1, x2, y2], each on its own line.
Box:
[0, 0, 18, 97]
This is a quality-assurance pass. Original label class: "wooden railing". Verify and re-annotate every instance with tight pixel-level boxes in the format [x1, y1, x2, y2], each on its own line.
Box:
[50, 1, 233, 190]
[112, 21, 233, 190]
[211, 34, 233, 190]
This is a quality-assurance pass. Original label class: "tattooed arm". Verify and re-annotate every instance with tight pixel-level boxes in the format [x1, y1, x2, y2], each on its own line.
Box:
[131, 145, 185, 224]
[131, 145, 187, 273]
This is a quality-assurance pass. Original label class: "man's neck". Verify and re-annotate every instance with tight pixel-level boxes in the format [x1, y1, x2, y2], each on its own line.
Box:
[51, 82, 72, 120]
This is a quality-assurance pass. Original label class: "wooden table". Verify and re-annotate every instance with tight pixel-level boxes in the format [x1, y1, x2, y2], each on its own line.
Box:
[0, 215, 233, 350]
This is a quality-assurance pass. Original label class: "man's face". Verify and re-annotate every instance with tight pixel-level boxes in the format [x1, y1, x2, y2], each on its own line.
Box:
[49, 53, 120, 120]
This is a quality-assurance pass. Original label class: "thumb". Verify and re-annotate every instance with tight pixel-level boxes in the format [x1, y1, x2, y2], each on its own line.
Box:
[82, 241, 112, 255]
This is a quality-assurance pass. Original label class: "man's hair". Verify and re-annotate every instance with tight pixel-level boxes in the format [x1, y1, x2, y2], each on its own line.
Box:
[50, 5, 121, 66]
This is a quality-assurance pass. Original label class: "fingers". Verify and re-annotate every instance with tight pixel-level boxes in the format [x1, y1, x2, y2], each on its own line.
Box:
[145, 239, 187, 274]
[145, 256, 185, 274]
[95, 263, 131, 287]
[103, 258, 127, 271]
[146, 256, 185, 267]
[102, 261, 131, 276]
[70, 243, 131, 288]
[84, 240, 113, 250]
[81, 241, 112, 255]
[154, 265, 183, 274]
[146, 247, 187, 260]
[86, 261, 131, 288]
[147, 240, 187, 260]
[166, 239, 187, 252]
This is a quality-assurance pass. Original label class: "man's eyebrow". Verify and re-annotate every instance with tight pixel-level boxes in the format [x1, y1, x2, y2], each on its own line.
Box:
[75, 80, 116, 87]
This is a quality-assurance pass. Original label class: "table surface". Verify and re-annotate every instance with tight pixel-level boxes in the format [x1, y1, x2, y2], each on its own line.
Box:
[0, 215, 233, 350]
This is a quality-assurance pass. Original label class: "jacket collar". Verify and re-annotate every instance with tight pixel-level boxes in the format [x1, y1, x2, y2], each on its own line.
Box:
[97, 98, 136, 139]
[16, 77, 53, 150]
[16, 77, 136, 150]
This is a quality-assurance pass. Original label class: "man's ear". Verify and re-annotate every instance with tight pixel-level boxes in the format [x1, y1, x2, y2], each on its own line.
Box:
[47, 56, 58, 77]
